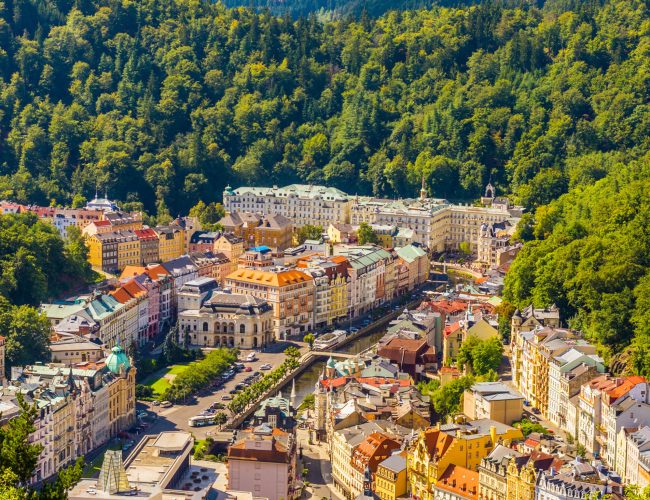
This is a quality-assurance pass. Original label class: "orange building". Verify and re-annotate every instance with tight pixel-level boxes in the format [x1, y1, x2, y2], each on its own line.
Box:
[225, 268, 314, 339]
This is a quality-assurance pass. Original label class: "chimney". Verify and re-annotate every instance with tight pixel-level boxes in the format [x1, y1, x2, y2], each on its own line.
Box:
[490, 425, 497, 446]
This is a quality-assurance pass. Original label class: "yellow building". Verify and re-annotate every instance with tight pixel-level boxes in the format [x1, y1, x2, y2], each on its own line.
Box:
[214, 233, 244, 275]
[442, 316, 499, 366]
[105, 344, 137, 437]
[375, 454, 407, 500]
[407, 420, 523, 500]
[154, 224, 185, 262]
[116, 230, 140, 270]
[505, 454, 546, 500]
[87, 230, 139, 273]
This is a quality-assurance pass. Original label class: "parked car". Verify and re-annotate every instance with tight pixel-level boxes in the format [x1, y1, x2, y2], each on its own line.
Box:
[260, 363, 272, 370]
[221, 395, 233, 400]
[151, 400, 160, 406]
[160, 401, 172, 408]
[528, 415, 539, 423]
[532, 407, 541, 415]
[244, 366, 253, 372]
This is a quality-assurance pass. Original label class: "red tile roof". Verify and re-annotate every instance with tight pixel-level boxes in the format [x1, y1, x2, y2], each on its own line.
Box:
[436, 465, 478, 499]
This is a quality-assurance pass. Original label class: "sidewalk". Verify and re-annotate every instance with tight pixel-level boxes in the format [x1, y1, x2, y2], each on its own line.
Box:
[297, 428, 344, 500]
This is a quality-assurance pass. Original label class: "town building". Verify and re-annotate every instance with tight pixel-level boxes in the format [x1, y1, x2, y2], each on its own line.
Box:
[374, 453, 407, 500]
[252, 394, 295, 431]
[463, 382, 524, 425]
[327, 223, 357, 244]
[349, 433, 401, 498]
[394, 244, 430, 291]
[576, 375, 650, 459]
[227, 424, 299, 500]
[189, 231, 221, 253]
[180, 290, 274, 349]
[547, 348, 606, 429]
[154, 223, 186, 262]
[225, 267, 314, 339]
[223, 184, 351, 229]
[478, 445, 523, 500]
[70, 431, 215, 499]
[431, 464, 478, 500]
[330, 421, 410, 499]
[220, 211, 293, 253]
[510, 304, 561, 392]
[377, 338, 436, 379]
[406, 420, 523, 499]
[334, 245, 394, 317]
[50, 337, 105, 365]
[134, 227, 159, 264]
[534, 461, 623, 500]
[505, 451, 564, 500]
[6, 346, 136, 483]
[297, 254, 349, 328]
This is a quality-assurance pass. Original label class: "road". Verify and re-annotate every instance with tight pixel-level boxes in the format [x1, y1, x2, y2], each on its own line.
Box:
[138, 342, 307, 440]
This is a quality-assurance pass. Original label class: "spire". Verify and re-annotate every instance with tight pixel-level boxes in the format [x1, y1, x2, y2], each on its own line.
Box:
[419, 171, 427, 200]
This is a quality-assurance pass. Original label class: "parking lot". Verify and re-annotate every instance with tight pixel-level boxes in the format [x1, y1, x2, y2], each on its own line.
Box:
[138, 344, 300, 439]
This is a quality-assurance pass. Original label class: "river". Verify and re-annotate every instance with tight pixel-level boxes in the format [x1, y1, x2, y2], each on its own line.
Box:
[290, 325, 390, 406]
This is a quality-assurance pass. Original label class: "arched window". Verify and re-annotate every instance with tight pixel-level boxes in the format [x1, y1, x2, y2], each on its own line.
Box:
[202, 322, 208, 332]
[254, 324, 258, 334]
[240, 324, 246, 334]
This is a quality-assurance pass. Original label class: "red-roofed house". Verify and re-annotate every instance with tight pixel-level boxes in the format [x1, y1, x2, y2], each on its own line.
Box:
[377, 338, 436, 379]
[432, 465, 478, 500]
[577, 374, 650, 459]
[227, 426, 298, 500]
[135, 228, 159, 265]
[350, 433, 401, 497]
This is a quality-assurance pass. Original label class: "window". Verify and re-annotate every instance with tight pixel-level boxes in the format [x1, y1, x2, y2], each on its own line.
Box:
[202, 322, 208, 331]
[240, 324, 246, 334]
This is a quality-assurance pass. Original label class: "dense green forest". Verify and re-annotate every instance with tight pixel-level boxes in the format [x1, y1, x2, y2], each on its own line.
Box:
[220, 0, 439, 19]
[0, 0, 648, 217]
[503, 155, 650, 372]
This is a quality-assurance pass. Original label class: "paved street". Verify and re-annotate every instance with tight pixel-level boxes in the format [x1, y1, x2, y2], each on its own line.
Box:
[138, 342, 306, 440]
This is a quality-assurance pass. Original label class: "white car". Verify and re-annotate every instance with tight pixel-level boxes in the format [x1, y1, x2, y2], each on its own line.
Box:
[160, 401, 172, 408]
[260, 363, 272, 370]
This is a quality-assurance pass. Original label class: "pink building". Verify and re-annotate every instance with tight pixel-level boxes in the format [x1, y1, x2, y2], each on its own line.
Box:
[227, 425, 298, 500]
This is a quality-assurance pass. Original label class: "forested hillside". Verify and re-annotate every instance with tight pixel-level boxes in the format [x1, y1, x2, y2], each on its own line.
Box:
[503, 156, 650, 372]
[0, 0, 648, 218]
[220, 0, 438, 19]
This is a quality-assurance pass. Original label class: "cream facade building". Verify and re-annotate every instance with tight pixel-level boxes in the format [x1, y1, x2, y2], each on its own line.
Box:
[180, 291, 274, 349]
[223, 184, 351, 229]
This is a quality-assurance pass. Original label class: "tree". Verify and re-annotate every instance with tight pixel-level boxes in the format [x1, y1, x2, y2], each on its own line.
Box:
[296, 225, 322, 245]
[430, 376, 474, 417]
[457, 336, 503, 376]
[284, 346, 301, 359]
[458, 241, 472, 256]
[304, 333, 315, 350]
[189, 201, 226, 231]
[515, 419, 548, 437]
[0, 394, 83, 498]
[357, 222, 379, 246]
[214, 412, 227, 425]
[3, 305, 51, 373]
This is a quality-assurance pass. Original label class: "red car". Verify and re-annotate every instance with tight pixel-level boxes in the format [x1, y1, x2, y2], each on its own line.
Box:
[244, 366, 252, 372]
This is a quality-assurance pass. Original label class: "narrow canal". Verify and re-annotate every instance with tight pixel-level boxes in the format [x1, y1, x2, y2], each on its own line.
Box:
[290, 325, 389, 406]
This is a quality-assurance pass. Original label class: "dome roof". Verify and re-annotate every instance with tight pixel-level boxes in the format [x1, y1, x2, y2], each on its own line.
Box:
[106, 344, 131, 374]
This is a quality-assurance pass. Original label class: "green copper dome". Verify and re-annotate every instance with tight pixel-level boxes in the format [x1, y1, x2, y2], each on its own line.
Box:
[106, 344, 131, 374]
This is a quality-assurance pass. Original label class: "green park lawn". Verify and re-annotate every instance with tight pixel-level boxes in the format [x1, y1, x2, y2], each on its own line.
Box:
[142, 363, 190, 396]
